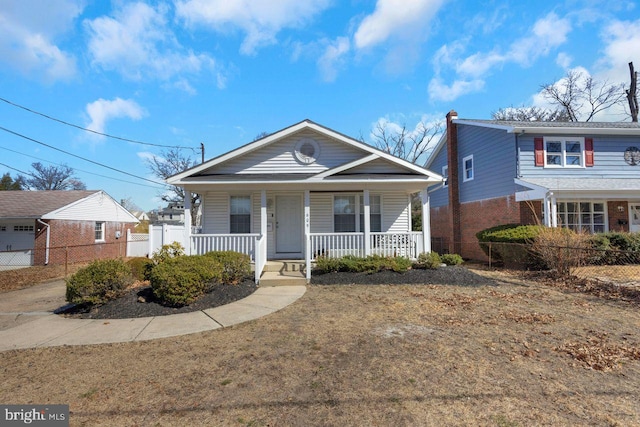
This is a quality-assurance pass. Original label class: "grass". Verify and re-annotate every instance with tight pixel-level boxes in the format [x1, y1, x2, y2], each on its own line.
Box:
[1, 267, 640, 426]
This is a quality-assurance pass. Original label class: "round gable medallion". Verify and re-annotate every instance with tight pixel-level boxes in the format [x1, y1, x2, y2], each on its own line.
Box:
[294, 138, 320, 164]
[624, 146, 640, 166]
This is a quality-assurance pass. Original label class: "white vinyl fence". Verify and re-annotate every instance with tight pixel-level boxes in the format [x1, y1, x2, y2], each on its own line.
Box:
[126, 230, 150, 258]
[148, 224, 188, 256]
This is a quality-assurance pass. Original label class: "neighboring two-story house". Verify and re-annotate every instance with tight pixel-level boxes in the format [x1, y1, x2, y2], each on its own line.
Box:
[426, 111, 640, 260]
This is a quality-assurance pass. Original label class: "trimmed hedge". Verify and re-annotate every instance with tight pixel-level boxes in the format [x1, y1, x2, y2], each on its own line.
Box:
[441, 253, 464, 266]
[150, 255, 223, 307]
[66, 259, 134, 306]
[476, 224, 545, 268]
[203, 251, 251, 285]
[314, 255, 412, 274]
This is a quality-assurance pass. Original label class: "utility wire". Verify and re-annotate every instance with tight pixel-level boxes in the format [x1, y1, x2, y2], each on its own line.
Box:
[0, 162, 30, 175]
[0, 96, 196, 150]
[0, 145, 165, 189]
[0, 125, 166, 186]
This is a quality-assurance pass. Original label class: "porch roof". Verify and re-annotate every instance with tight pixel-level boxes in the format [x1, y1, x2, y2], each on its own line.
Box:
[515, 177, 640, 200]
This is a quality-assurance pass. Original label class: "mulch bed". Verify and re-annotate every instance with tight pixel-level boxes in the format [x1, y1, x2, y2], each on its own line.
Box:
[60, 279, 258, 319]
[311, 265, 497, 286]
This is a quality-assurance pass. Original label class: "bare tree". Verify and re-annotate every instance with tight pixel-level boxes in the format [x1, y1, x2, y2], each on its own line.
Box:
[253, 131, 269, 141]
[540, 69, 625, 122]
[492, 105, 571, 121]
[369, 120, 443, 166]
[20, 163, 86, 190]
[626, 62, 639, 122]
[147, 148, 200, 224]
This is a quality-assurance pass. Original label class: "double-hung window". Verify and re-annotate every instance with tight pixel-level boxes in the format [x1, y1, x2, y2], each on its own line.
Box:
[334, 194, 382, 232]
[545, 137, 584, 167]
[95, 222, 105, 241]
[230, 195, 251, 233]
[462, 155, 474, 182]
[442, 165, 448, 187]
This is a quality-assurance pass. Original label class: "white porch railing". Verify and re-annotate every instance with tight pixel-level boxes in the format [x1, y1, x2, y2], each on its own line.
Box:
[191, 234, 259, 261]
[309, 232, 423, 260]
[255, 234, 267, 284]
[370, 232, 423, 259]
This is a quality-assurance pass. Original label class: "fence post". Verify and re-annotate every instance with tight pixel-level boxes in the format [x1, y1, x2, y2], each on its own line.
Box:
[65, 246, 69, 277]
[488, 243, 492, 269]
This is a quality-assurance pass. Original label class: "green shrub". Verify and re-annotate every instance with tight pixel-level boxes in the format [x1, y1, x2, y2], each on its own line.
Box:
[589, 232, 640, 264]
[126, 257, 154, 281]
[441, 253, 463, 266]
[151, 242, 185, 264]
[204, 251, 251, 285]
[313, 255, 412, 274]
[66, 259, 133, 306]
[150, 255, 223, 307]
[414, 252, 441, 270]
[476, 224, 545, 268]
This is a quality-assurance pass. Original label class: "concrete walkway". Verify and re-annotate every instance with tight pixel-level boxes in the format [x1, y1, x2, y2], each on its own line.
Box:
[0, 281, 306, 352]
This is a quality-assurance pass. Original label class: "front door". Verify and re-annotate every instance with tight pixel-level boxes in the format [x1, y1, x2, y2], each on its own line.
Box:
[276, 195, 302, 254]
[630, 203, 640, 232]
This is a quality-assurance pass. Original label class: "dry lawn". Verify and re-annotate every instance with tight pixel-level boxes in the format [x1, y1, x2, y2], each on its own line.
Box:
[2, 269, 640, 426]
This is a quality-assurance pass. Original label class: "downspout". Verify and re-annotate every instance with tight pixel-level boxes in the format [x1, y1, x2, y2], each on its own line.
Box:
[36, 219, 50, 265]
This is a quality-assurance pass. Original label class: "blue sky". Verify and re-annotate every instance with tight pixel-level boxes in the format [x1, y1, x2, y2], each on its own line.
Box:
[1, 0, 639, 211]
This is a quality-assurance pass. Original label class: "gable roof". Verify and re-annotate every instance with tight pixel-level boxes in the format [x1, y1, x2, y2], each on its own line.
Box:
[0, 190, 99, 219]
[168, 119, 442, 185]
[425, 118, 640, 168]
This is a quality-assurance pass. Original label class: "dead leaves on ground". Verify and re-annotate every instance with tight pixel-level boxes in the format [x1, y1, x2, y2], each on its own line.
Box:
[556, 332, 640, 371]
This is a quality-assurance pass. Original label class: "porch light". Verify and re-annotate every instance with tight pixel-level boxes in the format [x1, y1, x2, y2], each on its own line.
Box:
[618, 205, 625, 212]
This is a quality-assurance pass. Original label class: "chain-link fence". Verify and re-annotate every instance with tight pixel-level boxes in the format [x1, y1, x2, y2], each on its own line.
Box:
[479, 241, 639, 286]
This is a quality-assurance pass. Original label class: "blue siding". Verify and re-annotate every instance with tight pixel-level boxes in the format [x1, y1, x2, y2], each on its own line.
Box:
[428, 144, 449, 208]
[520, 134, 640, 178]
[457, 125, 517, 203]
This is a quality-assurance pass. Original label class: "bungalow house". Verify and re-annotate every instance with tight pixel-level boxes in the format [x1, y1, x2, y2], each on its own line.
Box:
[167, 119, 444, 282]
[426, 111, 640, 260]
[0, 190, 139, 267]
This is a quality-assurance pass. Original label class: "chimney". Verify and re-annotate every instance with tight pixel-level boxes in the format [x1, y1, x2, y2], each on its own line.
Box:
[446, 110, 462, 255]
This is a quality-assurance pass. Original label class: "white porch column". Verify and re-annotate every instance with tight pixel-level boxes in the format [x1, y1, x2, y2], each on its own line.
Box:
[551, 195, 558, 227]
[363, 190, 371, 256]
[543, 194, 551, 227]
[260, 190, 267, 236]
[304, 190, 311, 282]
[421, 189, 431, 254]
[183, 190, 192, 255]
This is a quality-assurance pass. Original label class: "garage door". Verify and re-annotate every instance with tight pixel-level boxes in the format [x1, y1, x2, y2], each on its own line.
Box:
[0, 222, 35, 267]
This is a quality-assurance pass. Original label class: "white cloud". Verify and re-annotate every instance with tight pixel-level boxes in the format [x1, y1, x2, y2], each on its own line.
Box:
[556, 52, 573, 69]
[0, 0, 81, 82]
[428, 77, 485, 102]
[175, 0, 331, 55]
[317, 37, 350, 82]
[85, 98, 146, 135]
[429, 12, 571, 102]
[354, 0, 445, 50]
[597, 18, 640, 83]
[85, 2, 220, 91]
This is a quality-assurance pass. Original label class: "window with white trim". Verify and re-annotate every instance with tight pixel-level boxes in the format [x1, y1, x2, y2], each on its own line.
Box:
[462, 155, 474, 182]
[333, 194, 382, 232]
[545, 137, 584, 167]
[557, 201, 605, 233]
[442, 165, 448, 187]
[95, 222, 105, 241]
[230, 195, 251, 233]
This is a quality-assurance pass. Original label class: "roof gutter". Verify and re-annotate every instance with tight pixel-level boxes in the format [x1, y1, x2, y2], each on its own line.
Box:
[36, 219, 50, 265]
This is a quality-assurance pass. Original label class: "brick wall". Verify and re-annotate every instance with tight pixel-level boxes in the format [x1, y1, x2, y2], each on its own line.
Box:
[430, 205, 452, 254]
[607, 201, 630, 232]
[34, 220, 135, 265]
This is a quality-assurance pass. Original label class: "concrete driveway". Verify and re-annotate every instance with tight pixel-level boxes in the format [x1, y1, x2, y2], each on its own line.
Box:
[0, 280, 68, 331]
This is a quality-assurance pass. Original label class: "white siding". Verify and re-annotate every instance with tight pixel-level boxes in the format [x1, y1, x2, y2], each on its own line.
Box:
[341, 158, 409, 174]
[44, 192, 137, 222]
[382, 192, 411, 232]
[202, 192, 229, 234]
[209, 130, 365, 174]
[310, 193, 333, 233]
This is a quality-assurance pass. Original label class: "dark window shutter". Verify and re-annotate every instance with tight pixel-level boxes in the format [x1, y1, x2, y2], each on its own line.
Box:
[585, 137, 594, 167]
[534, 137, 544, 166]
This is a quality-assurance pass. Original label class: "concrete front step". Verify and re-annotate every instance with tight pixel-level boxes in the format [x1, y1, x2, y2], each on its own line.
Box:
[263, 260, 307, 273]
[259, 271, 307, 287]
